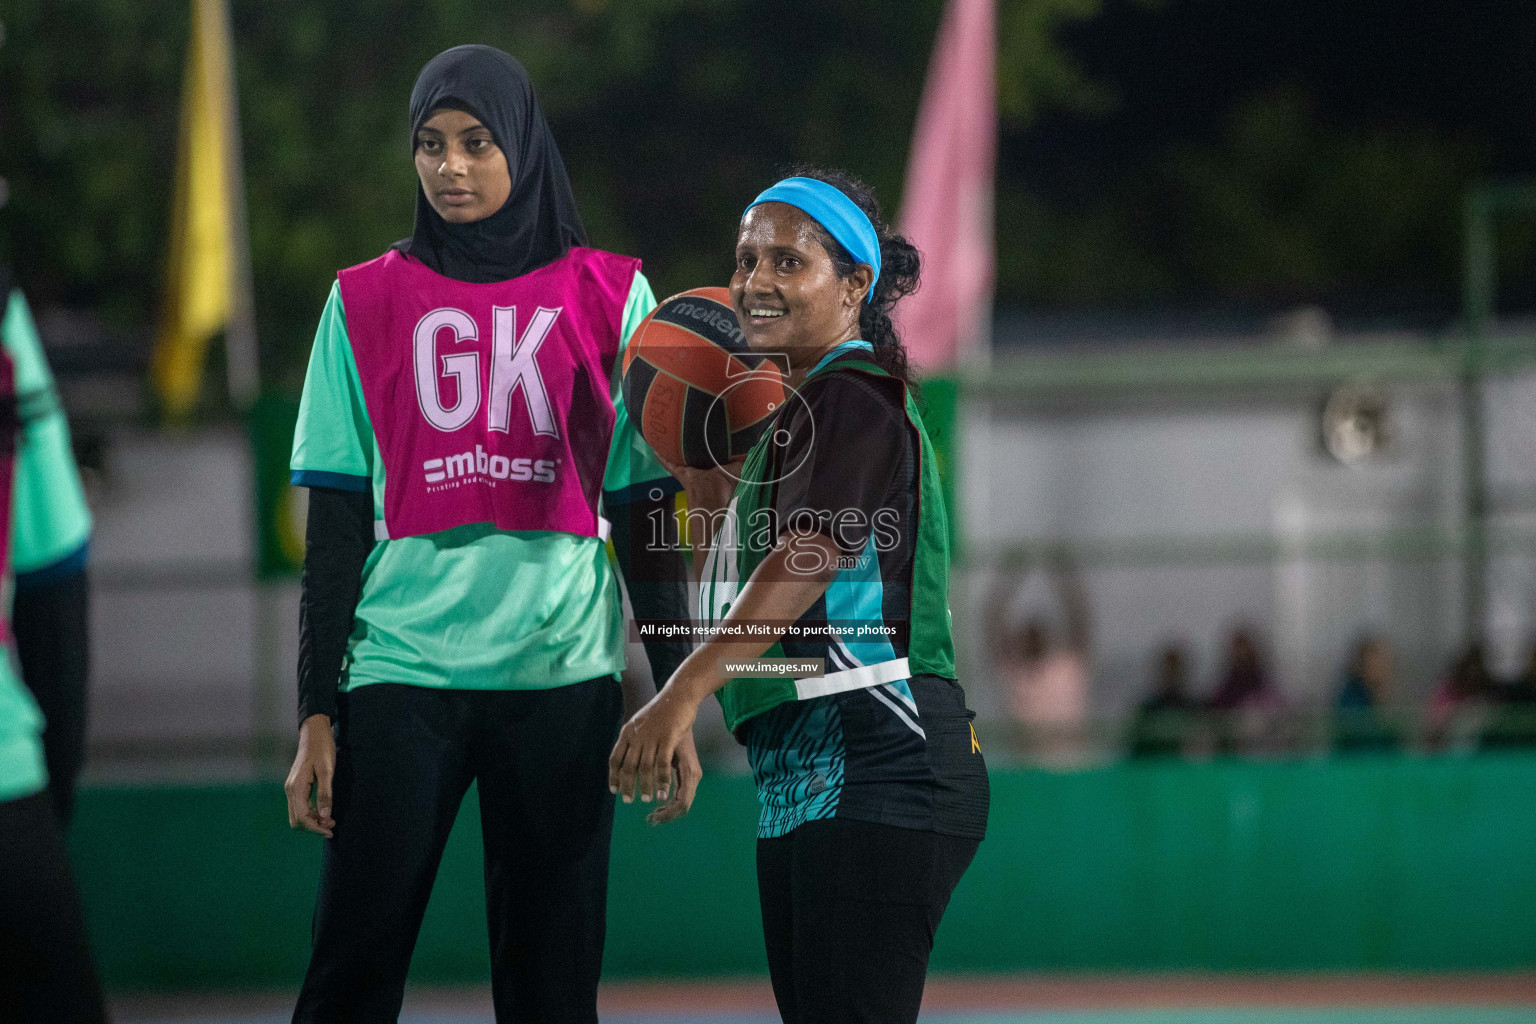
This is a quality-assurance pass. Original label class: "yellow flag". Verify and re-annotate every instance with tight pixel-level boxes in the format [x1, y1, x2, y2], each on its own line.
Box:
[152, 0, 238, 418]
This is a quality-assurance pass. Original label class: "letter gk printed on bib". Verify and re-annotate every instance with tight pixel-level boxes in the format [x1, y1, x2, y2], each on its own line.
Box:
[339, 247, 639, 540]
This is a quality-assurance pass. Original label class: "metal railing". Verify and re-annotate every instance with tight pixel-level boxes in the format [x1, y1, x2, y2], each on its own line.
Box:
[973, 704, 1536, 766]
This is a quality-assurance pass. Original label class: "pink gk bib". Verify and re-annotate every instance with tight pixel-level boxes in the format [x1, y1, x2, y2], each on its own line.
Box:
[338, 246, 639, 541]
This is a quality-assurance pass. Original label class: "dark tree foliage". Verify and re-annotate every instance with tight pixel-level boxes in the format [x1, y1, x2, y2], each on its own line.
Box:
[0, 0, 1114, 390]
[0, 0, 1521, 398]
[1009, 0, 1536, 313]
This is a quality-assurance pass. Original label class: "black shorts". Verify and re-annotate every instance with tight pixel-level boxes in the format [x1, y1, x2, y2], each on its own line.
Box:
[744, 674, 990, 840]
[757, 817, 979, 1024]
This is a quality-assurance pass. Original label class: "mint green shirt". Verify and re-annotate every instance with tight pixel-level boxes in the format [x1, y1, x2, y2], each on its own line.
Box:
[291, 268, 668, 693]
[7, 291, 92, 574]
[0, 289, 94, 801]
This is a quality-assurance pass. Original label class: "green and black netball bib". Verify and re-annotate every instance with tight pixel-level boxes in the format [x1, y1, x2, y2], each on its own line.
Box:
[702, 350, 956, 735]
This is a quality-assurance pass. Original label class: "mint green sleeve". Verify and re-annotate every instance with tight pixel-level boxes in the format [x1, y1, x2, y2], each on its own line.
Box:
[602, 270, 680, 503]
[290, 281, 374, 493]
[0, 672, 46, 801]
[4, 290, 92, 575]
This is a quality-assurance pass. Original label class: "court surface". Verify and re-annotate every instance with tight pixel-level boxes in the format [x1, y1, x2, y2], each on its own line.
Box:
[113, 1009, 1536, 1024]
[113, 975, 1536, 1024]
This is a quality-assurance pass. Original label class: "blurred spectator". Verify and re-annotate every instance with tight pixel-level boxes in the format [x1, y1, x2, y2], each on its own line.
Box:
[1504, 647, 1536, 703]
[1334, 636, 1400, 753]
[1426, 644, 1494, 751]
[1208, 628, 1274, 710]
[1128, 644, 1196, 758]
[1484, 643, 1536, 748]
[987, 556, 1092, 765]
[1208, 626, 1284, 753]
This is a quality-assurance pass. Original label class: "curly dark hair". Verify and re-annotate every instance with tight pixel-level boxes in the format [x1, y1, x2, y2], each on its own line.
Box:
[781, 165, 921, 389]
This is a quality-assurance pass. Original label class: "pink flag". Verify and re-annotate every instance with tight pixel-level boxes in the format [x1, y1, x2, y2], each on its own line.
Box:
[896, 0, 997, 370]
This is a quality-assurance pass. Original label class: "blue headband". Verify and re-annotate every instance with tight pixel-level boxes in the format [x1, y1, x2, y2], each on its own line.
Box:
[746, 177, 881, 303]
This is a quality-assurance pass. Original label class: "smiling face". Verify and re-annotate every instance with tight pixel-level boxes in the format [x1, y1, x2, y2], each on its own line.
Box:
[729, 202, 871, 377]
[414, 107, 512, 224]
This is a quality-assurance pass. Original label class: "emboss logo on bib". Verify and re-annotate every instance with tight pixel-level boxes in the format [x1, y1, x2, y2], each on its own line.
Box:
[422, 445, 558, 488]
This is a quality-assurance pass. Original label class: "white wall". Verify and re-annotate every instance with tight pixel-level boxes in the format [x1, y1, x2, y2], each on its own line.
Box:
[957, 376, 1522, 716]
[85, 427, 298, 767]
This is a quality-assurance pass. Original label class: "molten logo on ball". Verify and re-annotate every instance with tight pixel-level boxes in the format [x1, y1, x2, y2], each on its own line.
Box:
[622, 287, 786, 468]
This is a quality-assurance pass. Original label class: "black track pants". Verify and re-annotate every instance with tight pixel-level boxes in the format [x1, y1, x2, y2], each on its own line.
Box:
[292, 677, 622, 1024]
[13, 568, 91, 827]
[0, 791, 107, 1024]
[756, 818, 979, 1024]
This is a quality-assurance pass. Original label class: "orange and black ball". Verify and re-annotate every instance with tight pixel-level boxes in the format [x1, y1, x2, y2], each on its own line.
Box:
[622, 287, 786, 469]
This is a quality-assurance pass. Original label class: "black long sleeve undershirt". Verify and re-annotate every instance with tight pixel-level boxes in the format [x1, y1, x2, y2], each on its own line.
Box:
[608, 492, 692, 690]
[13, 568, 90, 823]
[296, 486, 373, 726]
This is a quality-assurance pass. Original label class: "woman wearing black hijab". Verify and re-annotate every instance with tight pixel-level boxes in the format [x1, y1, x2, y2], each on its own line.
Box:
[284, 46, 689, 1023]
[393, 46, 586, 282]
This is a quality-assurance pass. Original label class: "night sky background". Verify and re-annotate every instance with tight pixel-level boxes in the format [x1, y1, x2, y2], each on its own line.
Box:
[1008, 0, 1536, 317]
[2, 0, 1534, 384]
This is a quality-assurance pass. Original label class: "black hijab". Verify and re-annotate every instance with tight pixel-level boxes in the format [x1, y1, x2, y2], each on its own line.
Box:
[394, 45, 587, 283]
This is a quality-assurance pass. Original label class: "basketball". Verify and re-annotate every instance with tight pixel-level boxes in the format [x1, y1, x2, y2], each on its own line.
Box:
[623, 287, 787, 469]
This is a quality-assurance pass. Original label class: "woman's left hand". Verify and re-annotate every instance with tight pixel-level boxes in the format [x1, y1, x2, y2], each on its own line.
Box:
[610, 676, 704, 813]
[647, 729, 703, 826]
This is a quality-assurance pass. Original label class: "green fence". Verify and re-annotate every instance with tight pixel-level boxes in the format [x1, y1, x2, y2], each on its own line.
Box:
[72, 755, 1536, 990]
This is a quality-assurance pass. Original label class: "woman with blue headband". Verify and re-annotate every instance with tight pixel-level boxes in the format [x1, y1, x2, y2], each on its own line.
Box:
[611, 168, 988, 1023]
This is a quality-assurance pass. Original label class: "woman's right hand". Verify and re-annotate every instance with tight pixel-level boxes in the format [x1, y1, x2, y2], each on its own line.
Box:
[285, 714, 336, 837]
[655, 453, 745, 564]
[655, 451, 743, 514]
